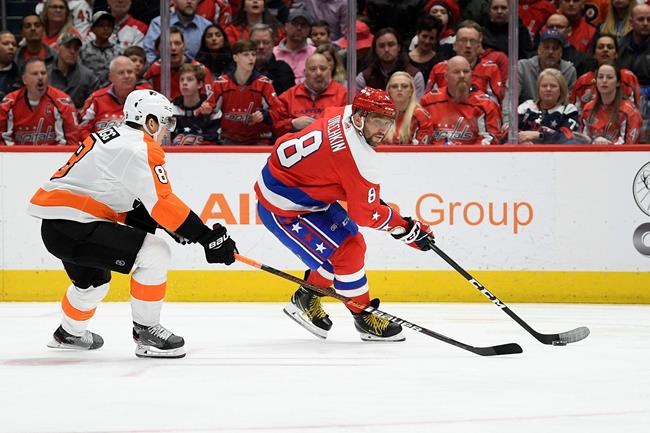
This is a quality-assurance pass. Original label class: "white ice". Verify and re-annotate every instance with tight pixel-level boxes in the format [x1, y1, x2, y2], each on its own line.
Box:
[0, 302, 648, 433]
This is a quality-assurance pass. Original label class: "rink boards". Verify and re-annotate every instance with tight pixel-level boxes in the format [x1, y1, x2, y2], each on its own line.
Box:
[1, 146, 649, 302]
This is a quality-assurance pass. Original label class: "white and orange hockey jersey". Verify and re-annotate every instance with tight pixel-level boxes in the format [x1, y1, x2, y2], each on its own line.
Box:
[27, 124, 193, 233]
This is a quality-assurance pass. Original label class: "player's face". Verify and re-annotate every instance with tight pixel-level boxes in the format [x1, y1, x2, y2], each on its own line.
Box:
[594, 36, 617, 66]
[387, 75, 413, 105]
[204, 26, 225, 51]
[538, 74, 561, 108]
[0, 33, 17, 65]
[596, 65, 619, 97]
[22, 61, 48, 96]
[363, 113, 394, 146]
[180, 72, 201, 97]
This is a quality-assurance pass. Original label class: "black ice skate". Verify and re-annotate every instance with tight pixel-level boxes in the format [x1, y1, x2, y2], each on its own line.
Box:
[132, 322, 185, 358]
[353, 300, 405, 342]
[47, 325, 104, 350]
[283, 286, 333, 339]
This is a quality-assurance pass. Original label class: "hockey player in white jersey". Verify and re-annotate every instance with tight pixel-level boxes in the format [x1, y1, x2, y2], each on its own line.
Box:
[27, 89, 237, 358]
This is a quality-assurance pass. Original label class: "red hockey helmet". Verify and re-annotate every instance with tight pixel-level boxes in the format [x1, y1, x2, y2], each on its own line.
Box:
[352, 87, 396, 119]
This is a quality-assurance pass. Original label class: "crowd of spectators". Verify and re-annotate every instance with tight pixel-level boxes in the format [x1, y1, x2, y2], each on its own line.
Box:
[1, 0, 650, 146]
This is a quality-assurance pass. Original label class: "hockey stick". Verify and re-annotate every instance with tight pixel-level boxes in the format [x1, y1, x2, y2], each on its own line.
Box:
[429, 244, 590, 346]
[235, 253, 522, 357]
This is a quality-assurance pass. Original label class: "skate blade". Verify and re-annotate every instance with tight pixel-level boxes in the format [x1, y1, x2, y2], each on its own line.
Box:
[135, 344, 186, 359]
[283, 304, 328, 340]
[358, 332, 406, 342]
[47, 339, 96, 351]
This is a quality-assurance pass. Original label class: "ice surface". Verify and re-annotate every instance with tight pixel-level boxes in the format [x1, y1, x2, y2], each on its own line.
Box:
[0, 302, 648, 433]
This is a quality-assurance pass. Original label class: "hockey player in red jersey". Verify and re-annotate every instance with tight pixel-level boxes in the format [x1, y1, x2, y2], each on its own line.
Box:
[28, 89, 237, 358]
[255, 87, 436, 341]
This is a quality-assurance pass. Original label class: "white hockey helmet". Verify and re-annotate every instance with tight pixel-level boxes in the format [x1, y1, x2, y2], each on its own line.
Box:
[123, 89, 176, 132]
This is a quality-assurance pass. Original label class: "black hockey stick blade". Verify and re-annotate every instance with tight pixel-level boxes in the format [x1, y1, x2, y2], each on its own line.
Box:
[235, 254, 523, 357]
[430, 244, 591, 346]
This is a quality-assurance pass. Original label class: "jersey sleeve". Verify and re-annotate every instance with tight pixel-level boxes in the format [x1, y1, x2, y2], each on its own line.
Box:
[624, 106, 643, 144]
[269, 92, 293, 137]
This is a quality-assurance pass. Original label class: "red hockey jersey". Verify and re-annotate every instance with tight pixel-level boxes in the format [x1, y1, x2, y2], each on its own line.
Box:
[579, 98, 642, 144]
[0, 86, 79, 146]
[420, 87, 502, 145]
[270, 80, 347, 137]
[571, 68, 640, 110]
[255, 104, 410, 232]
[210, 70, 279, 145]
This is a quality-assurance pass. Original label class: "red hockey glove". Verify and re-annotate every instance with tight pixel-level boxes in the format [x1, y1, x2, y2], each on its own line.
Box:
[391, 217, 435, 251]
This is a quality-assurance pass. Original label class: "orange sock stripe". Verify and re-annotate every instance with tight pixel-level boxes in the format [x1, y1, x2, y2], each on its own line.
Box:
[61, 294, 96, 321]
[130, 279, 166, 302]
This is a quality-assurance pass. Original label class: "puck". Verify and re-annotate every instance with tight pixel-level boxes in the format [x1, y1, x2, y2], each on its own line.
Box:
[552, 341, 567, 346]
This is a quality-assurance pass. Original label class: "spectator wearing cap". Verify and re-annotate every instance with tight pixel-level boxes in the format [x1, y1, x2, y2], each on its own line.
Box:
[273, 9, 316, 84]
[225, 0, 284, 47]
[80, 11, 122, 86]
[545, 13, 596, 77]
[0, 31, 22, 101]
[357, 27, 425, 100]
[558, 0, 597, 53]
[143, 0, 213, 63]
[504, 28, 577, 122]
[336, 19, 374, 72]
[249, 23, 295, 95]
[48, 31, 99, 109]
[16, 15, 57, 72]
[106, 0, 149, 49]
[414, 0, 460, 52]
[304, 0, 347, 41]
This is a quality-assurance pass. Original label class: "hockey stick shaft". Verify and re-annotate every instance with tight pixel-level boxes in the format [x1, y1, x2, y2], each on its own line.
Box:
[235, 253, 522, 357]
[429, 244, 589, 345]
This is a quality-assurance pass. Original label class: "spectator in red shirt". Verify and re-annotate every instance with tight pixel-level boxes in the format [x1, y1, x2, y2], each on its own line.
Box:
[580, 63, 642, 144]
[270, 53, 347, 137]
[0, 58, 79, 146]
[210, 40, 278, 145]
[558, 0, 597, 53]
[421, 55, 502, 145]
[78, 55, 142, 136]
[384, 71, 433, 145]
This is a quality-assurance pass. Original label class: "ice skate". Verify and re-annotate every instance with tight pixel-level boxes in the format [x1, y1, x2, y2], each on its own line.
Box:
[132, 322, 185, 359]
[47, 325, 104, 350]
[353, 300, 405, 342]
[283, 286, 333, 339]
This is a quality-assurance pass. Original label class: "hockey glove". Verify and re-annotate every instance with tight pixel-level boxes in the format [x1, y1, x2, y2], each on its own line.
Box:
[124, 200, 158, 234]
[197, 223, 237, 265]
[391, 217, 435, 251]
